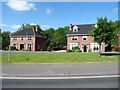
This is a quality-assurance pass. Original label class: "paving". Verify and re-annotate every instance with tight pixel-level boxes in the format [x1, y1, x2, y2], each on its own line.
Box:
[2, 62, 118, 77]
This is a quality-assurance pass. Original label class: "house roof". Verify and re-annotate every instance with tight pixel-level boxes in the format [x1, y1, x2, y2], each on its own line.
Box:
[67, 24, 94, 35]
[11, 28, 46, 38]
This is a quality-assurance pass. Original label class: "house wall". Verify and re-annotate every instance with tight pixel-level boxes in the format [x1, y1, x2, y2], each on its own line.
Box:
[67, 35, 93, 49]
[35, 37, 46, 51]
[10, 36, 35, 51]
[67, 35, 105, 52]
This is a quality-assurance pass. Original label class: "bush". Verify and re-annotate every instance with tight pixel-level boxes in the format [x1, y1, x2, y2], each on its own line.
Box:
[10, 46, 16, 50]
[67, 49, 72, 52]
[22, 48, 29, 51]
[72, 46, 80, 52]
[74, 49, 81, 52]
[47, 46, 52, 51]
[116, 48, 120, 52]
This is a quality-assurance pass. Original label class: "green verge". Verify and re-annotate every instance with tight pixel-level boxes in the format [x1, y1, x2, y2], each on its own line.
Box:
[1, 52, 119, 64]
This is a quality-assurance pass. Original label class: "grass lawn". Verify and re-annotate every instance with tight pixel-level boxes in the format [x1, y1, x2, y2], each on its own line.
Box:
[1, 52, 119, 64]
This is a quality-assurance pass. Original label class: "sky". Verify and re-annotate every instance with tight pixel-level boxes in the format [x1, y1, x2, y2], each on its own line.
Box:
[1, 1, 118, 32]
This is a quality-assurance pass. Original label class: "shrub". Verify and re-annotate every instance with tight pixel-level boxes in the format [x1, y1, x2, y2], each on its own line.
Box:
[116, 48, 120, 52]
[22, 48, 29, 51]
[10, 46, 16, 50]
[72, 46, 80, 52]
[47, 46, 52, 51]
[74, 49, 80, 52]
[67, 49, 72, 52]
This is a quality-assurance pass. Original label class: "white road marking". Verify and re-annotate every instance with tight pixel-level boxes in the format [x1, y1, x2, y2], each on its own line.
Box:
[0, 75, 119, 79]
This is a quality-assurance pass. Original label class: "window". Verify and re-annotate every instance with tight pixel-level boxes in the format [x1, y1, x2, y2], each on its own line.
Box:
[28, 37, 31, 40]
[82, 36, 87, 41]
[21, 37, 23, 40]
[72, 36, 78, 41]
[13, 37, 17, 40]
[93, 46, 99, 51]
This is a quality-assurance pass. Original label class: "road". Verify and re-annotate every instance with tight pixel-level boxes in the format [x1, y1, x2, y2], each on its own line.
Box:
[2, 75, 118, 88]
[2, 62, 118, 77]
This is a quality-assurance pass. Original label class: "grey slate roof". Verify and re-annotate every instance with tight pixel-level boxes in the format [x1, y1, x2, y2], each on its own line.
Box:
[11, 28, 46, 38]
[67, 24, 94, 35]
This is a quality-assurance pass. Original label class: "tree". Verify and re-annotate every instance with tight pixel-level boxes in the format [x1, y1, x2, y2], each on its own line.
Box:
[52, 26, 69, 48]
[111, 20, 120, 45]
[44, 28, 55, 51]
[91, 17, 115, 52]
[2, 31, 10, 50]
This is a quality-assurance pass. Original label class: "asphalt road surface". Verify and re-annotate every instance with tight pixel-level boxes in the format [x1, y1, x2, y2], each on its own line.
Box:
[2, 62, 118, 77]
[2, 76, 118, 88]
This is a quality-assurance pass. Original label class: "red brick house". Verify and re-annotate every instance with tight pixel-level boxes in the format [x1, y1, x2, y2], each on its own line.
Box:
[10, 26, 46, 51]
[66, 24, 105, 52]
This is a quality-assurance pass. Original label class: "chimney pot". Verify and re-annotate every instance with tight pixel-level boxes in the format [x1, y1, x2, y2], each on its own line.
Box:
[35, 26, 38, 32]
[69, 24, 72, 30]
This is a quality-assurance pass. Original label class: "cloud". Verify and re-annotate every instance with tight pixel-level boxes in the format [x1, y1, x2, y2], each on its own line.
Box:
[41, 25, 50, 30]
[46, 8, 53, 15]
[1, 24, 7, 27]
[30, 23, 37, 26]
[6, 0, 36, 11]
[113, 8, 118, 14]
[11, 24, 21, 29]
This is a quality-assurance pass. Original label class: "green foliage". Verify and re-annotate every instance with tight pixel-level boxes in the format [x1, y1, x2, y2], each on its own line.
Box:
[67, 49, 72, 52]
[10, 46, 16, 50]
[72, 46, 80, 52]
[91, 17, 119, 51]
[111, 20, 120, 45]
[44, 26, 69, 50]
[2, 32, 10, 50]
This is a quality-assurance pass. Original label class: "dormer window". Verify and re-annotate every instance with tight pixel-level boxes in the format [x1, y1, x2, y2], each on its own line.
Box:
[73, 25, 79, 32]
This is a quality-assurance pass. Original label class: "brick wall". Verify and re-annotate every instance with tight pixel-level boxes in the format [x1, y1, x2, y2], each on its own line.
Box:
[35, 37, 46, 51]
[10, 36, 35, 51]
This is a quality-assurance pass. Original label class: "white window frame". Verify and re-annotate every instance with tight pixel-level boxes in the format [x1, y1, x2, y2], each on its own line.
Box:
[82, 36, 87, 41]
[13, 37, 17, 40]
[28, 37, 32, 40]
[72, 36, 78, 41]
[21, 37, 24, 40]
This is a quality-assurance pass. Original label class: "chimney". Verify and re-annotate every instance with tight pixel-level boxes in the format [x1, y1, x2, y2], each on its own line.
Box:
[69, 24, 72, 30]
[21, 24, 25, 30]
[35, 25, 38, 32]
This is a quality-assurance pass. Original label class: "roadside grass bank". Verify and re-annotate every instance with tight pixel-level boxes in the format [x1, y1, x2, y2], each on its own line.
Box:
[1, 52, 119, 64]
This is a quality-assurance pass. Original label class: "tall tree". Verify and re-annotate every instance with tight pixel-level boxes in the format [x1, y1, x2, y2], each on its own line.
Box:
[2, 31, 10, 50]
[91, 17, 114, 52]
[53, 26, 69, 48]
[44, 28, 55, 50]
[111, 20, 120, 45]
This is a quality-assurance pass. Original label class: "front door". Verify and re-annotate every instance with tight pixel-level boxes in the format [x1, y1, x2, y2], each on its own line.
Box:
[28, 44, 32, 51]
[20, 44, 24, 50]
[83, 45, 87, 52]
